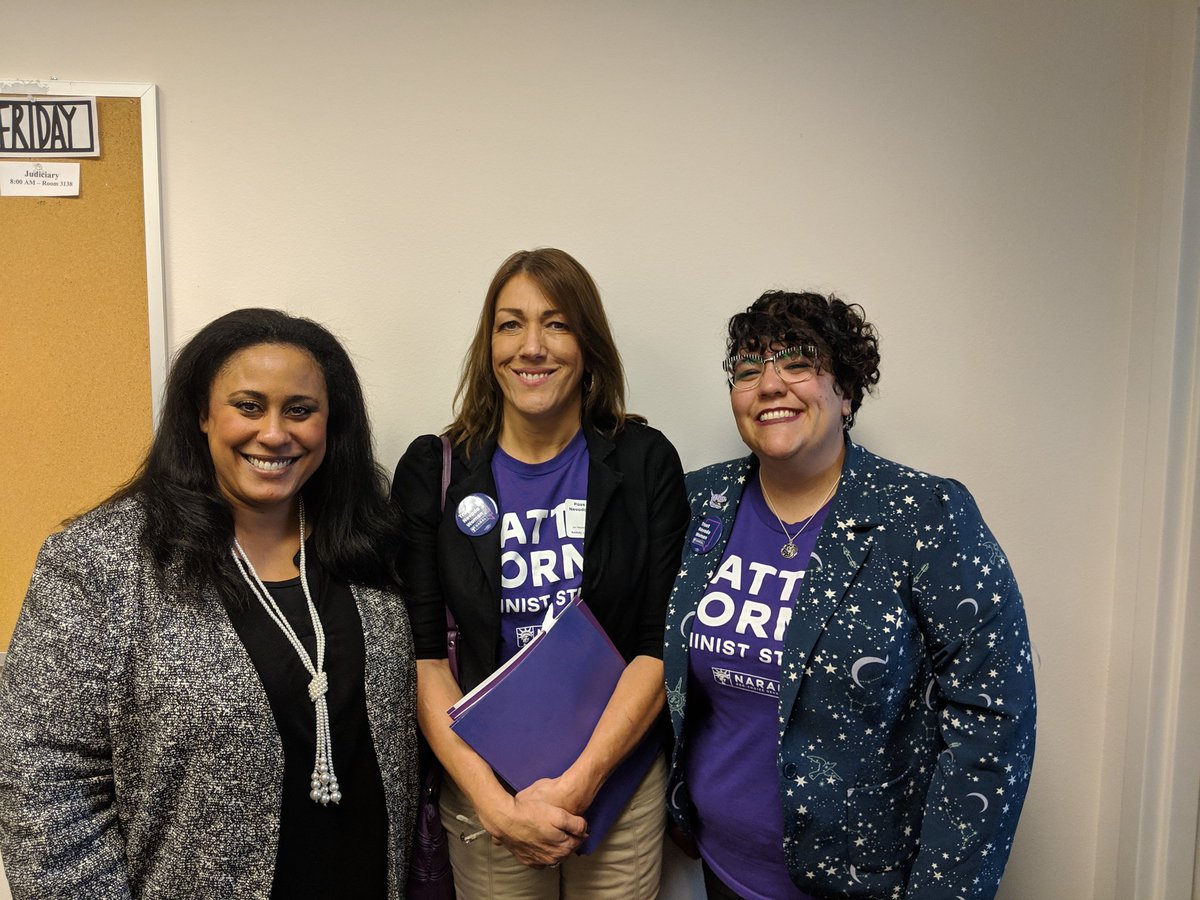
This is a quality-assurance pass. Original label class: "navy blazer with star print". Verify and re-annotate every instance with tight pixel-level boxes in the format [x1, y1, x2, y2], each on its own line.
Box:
[664, 440, 1036, 899]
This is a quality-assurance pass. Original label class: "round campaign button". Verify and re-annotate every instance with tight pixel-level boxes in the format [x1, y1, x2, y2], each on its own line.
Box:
[455, 493, 499, 536]
[689, 516, 723, 554]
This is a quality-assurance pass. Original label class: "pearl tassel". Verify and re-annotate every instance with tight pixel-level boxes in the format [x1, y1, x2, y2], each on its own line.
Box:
[232, 498, 341, 805]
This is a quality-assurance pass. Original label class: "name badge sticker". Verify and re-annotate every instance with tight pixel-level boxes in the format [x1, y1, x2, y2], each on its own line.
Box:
[690, 516, 723, 555]
[564, 498, 587, 539]
[456, 493, 499, 536]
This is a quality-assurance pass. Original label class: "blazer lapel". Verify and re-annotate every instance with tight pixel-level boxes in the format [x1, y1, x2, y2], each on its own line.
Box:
[680, 459, 750, 593]
[582, 428, 620, 554]
[665, 457, 752, 736]
[776, 443, 882, 738]
[445, 439, 503, 642]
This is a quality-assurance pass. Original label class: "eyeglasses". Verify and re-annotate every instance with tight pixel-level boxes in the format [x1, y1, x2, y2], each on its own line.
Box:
[723, 344, 819, 391]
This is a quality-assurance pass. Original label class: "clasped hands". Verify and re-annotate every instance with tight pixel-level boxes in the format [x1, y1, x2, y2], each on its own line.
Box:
[480, 774, 592, 868]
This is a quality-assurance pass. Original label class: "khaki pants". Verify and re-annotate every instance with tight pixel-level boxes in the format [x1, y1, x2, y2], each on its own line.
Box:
[439, 753, 668, 900]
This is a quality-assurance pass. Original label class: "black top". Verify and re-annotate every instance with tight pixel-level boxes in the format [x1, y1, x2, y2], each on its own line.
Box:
[227, 559, 388, 899]
[391, 421, 690, 694]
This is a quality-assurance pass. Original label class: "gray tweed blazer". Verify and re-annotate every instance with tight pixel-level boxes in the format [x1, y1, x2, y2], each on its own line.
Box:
[0, 498, 418, 899]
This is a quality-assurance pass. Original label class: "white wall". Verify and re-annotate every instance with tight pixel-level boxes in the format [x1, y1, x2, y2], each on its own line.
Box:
[4, 2, 1197, 897]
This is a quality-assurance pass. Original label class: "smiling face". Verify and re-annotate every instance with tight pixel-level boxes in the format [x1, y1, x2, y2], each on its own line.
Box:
[199, 343, 328, 524]
[730, 342, 851, 474]
[491, 272, 584, 437]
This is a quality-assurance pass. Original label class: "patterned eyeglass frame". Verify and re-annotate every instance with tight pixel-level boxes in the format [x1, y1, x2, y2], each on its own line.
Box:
[723, 343, 819, 391]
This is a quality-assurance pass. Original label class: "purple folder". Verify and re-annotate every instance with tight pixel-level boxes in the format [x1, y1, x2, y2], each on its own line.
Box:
[448, 597, 657, 854]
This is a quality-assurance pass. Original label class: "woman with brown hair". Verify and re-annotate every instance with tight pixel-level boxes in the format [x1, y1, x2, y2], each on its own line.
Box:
[392, 248, 688, 898]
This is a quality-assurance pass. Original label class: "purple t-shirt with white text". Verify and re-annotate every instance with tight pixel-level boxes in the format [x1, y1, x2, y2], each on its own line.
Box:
[492, 430, 589, 662]
[685, 475, 829, 900]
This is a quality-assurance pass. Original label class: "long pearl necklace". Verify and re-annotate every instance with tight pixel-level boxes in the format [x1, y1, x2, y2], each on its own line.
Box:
[759, 473, 840, 559]
[231, 498, 341, 806]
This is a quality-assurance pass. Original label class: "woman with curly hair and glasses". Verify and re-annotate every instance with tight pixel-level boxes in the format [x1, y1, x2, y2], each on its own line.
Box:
[663, 291, 1036, 900]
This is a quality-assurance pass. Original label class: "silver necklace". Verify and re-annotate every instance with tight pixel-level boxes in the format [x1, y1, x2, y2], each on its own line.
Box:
[231, 498, 341, 806]
[759, 474, 840, 559]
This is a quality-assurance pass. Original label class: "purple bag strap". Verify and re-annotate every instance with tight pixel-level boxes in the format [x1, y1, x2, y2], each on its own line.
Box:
[439, 435, 460, 684]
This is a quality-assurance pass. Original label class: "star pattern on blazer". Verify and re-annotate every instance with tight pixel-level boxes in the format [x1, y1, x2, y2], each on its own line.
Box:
[664, 441, 1036, 899]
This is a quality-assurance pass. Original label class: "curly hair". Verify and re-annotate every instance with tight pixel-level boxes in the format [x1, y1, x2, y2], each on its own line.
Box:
[726, 291, 881, 429]
[447, 248, 643, 451]
[107, 308, 401, 607]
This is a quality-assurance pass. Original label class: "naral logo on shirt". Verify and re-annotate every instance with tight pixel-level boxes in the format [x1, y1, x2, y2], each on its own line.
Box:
[711, 667, 780, 697]
[515, 625, 541, 648]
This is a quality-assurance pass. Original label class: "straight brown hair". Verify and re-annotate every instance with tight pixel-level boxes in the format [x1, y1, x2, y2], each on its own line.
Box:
[447, 248, 642, 451]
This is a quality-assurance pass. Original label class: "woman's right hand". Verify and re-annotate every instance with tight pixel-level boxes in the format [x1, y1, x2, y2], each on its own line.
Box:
[416, 659, 588, 867]
[479, 793, 588, 867]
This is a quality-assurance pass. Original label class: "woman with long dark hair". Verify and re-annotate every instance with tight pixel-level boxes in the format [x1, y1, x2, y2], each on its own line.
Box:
[0, 308, 417, 898]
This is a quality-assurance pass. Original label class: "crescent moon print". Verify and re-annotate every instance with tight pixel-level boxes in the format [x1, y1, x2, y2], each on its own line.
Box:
[966, 792, 989, 812]
[661, 448, 1038, 897]
[850, 654, 888, 688]
[680, 610, 696, 638]
[670, 781, 685, 811]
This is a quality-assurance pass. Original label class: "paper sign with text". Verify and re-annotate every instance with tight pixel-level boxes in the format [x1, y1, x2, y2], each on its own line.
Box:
[0, 161, 81, 196]
[0, 97, 99, 157]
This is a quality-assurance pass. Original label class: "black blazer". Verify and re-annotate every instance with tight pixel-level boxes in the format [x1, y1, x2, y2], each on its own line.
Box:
[391, 421, 688, 693]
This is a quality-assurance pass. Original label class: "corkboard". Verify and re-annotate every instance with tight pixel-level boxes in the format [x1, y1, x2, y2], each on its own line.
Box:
[0, 95, 152, 646]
